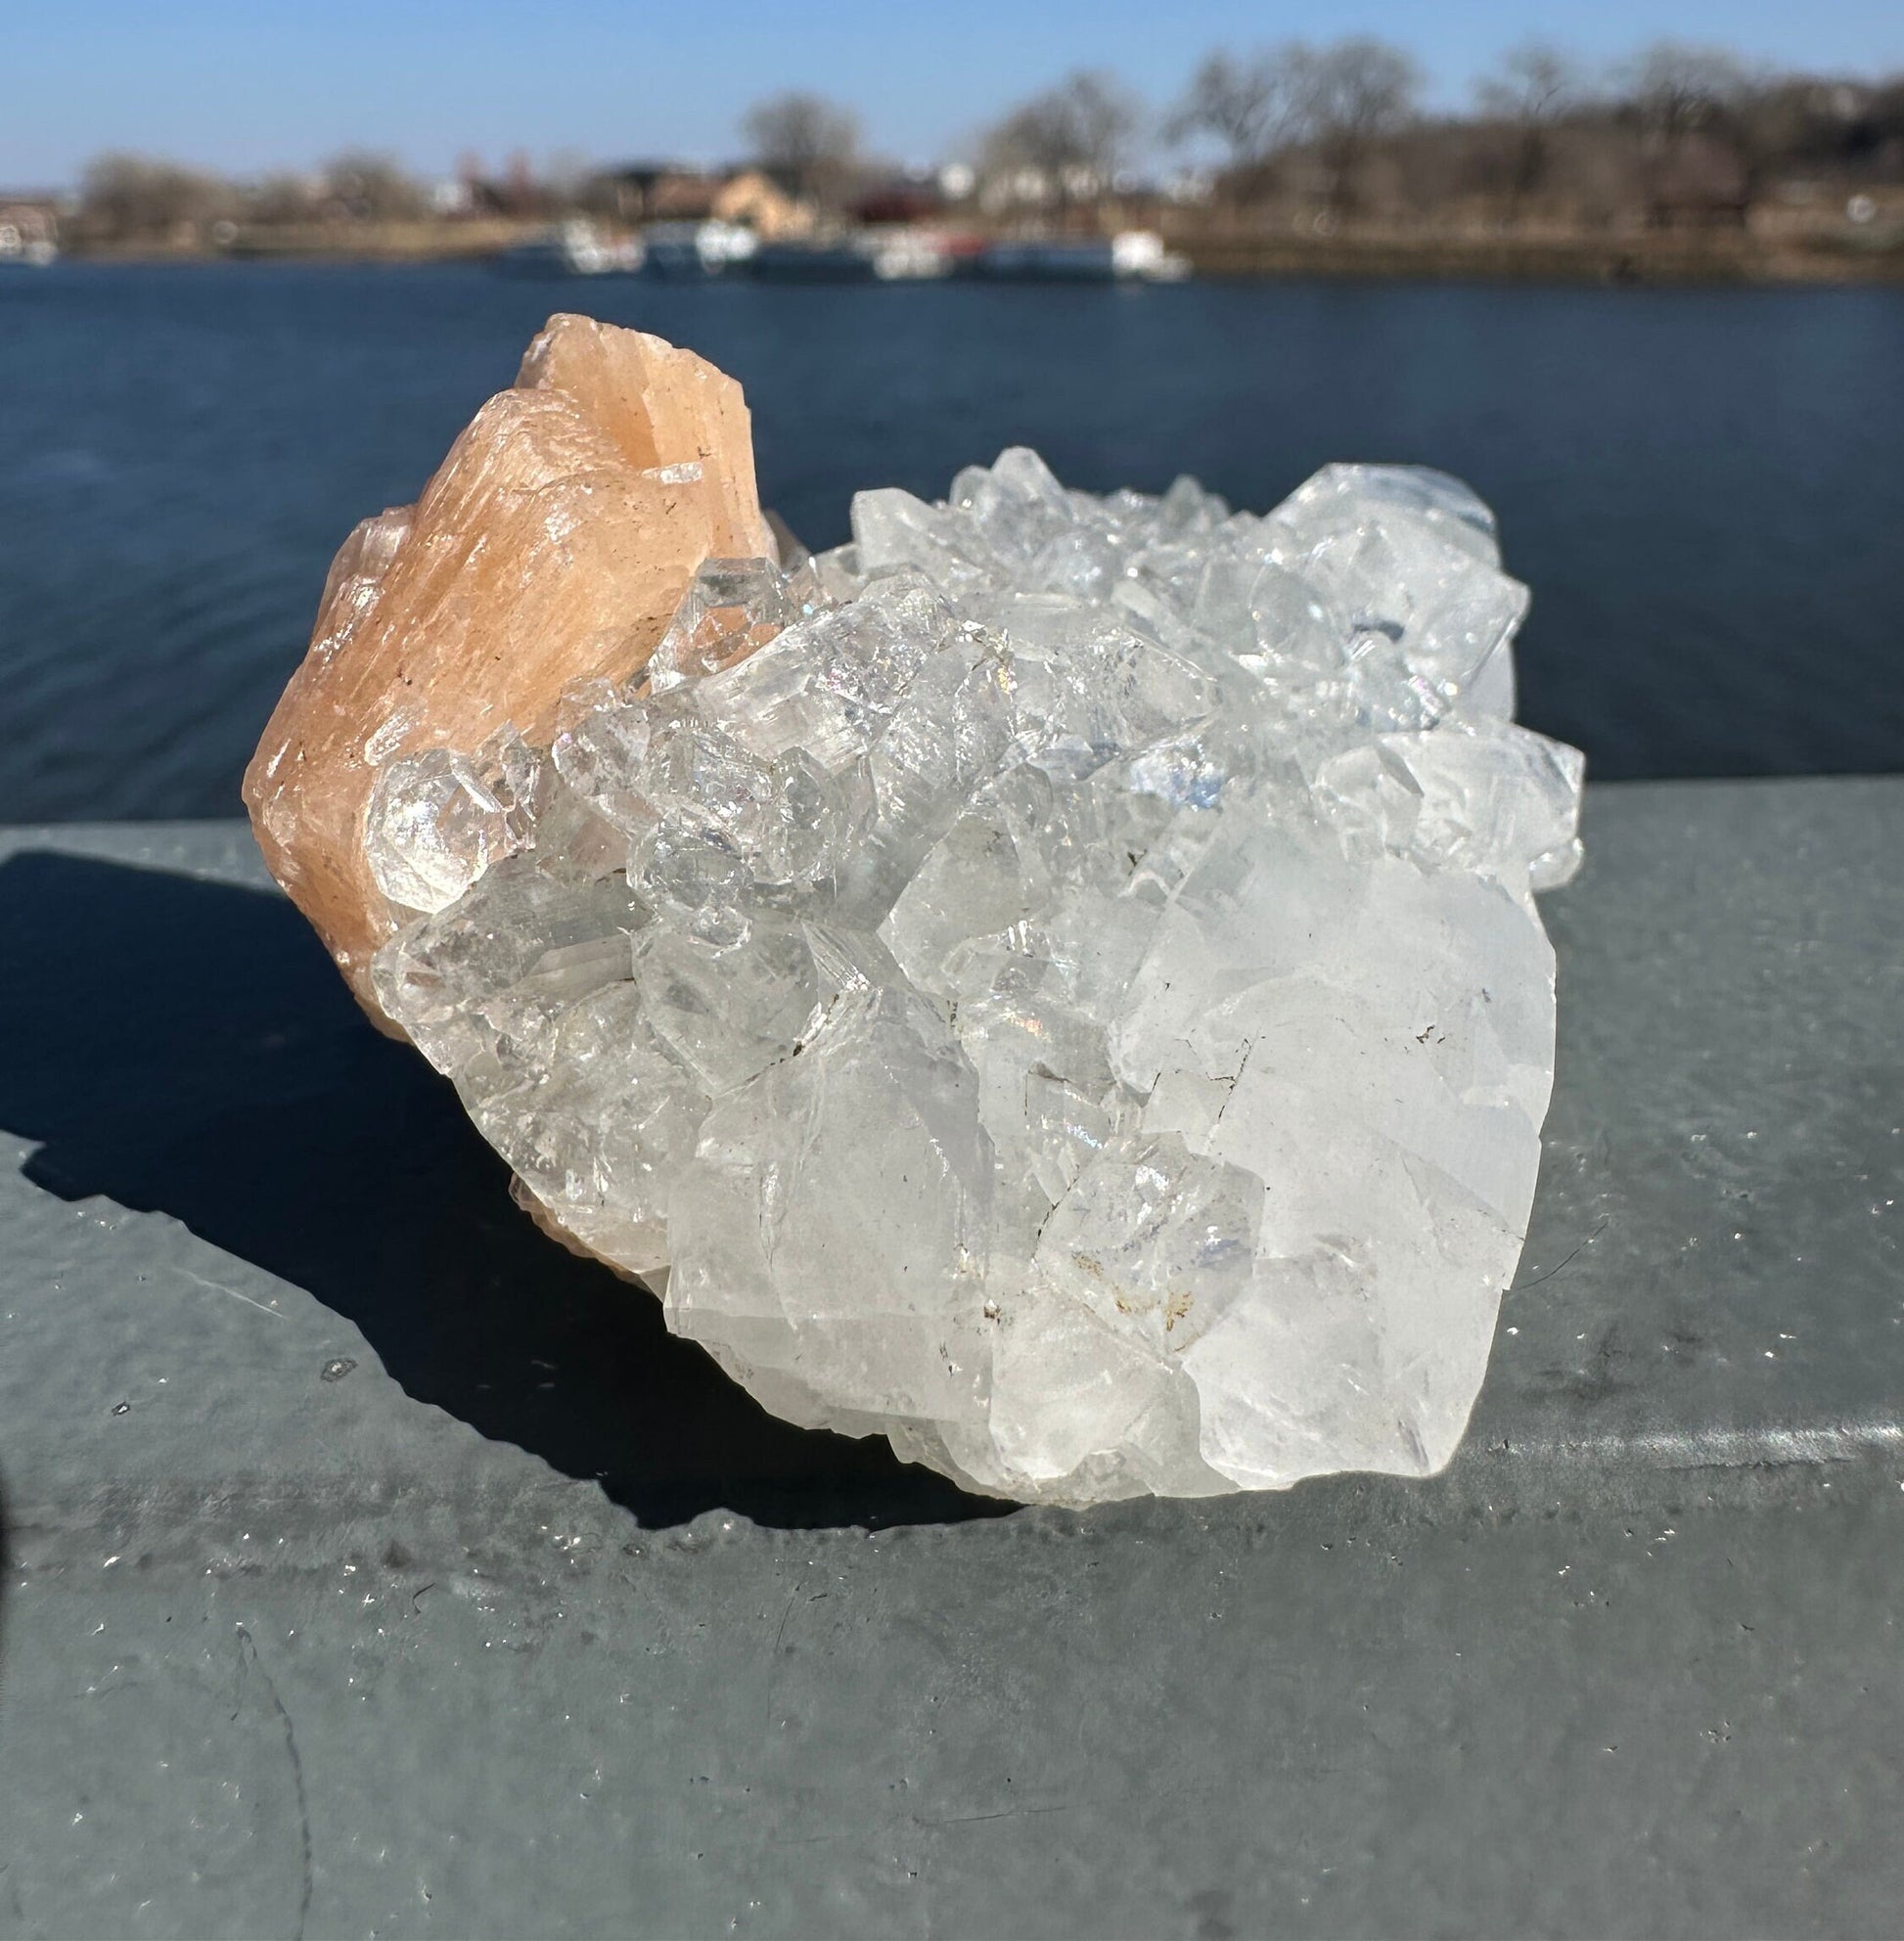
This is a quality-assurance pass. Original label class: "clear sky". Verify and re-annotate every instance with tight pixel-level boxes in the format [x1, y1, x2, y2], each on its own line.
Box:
[7, 0, 1902, 188]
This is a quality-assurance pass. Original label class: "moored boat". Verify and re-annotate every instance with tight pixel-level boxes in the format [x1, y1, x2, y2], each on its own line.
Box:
[492, 220, 643, 278]
[748, 239, 880, 282]
[866, 230, 953, 280]
[748, 229, 954, 282]
[642, 220, 758, 279]
[973, 230, 1189, 283]
[0, 228, 57, 267]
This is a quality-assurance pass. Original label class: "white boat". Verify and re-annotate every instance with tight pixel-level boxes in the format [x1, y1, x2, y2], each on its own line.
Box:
[0, 226, 57, 267]
[974, 230, 1189, 283]
[642, 220, 758, 279]
[1111, 229, 1191, 282]
[493, 220, 643, 279]
[868, 230, 952, 281]
[748, 230, 950, 283]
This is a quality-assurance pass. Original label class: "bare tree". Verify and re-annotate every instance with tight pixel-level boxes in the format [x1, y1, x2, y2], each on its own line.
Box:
[246, 172, 322, 227]
[1617, 43, 1758, 224]
[1166, 49, 1305, 173]
[1626, 42, 1751, 144]
[1475, 41, 1582, 216]
[1299, 38, 1425, 209]
[1723, 75, 1870, 209]
[79, 154, 234, 242]
[1476, 41, 1578, 123]
[981, 70, 1144, 204]
[542, 149, 598, 214]
[322, 152, 426, 222]
[741, 92, 861, 208]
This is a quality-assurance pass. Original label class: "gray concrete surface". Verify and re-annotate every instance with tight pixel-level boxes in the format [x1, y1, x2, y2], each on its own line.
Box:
[1, 778, 1899, 1940]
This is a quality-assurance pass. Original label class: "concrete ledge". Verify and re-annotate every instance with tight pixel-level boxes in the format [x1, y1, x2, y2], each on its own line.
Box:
[2, 778, 1900, 1938]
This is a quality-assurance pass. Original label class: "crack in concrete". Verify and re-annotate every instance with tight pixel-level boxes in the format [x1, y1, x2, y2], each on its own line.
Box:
[235, 1624, 313, 1941]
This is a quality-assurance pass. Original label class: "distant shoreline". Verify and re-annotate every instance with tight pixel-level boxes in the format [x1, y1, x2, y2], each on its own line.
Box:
[1179, 231, 1904, 287]
[45, 223, 1904, 289]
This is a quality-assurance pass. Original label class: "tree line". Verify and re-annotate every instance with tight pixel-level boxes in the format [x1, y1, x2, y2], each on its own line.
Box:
[68, 37, 1904, 245]
[1158, 39, 1904, 222]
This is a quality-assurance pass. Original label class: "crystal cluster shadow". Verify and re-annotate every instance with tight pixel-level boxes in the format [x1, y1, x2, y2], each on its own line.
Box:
[0, 849, 1006, 1530]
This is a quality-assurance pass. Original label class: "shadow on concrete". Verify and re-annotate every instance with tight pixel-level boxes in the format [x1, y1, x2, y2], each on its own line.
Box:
[0, 849, 1009, 1531]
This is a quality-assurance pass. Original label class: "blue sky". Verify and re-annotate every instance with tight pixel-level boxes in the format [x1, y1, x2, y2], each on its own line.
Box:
[7, 0, 1902, 187]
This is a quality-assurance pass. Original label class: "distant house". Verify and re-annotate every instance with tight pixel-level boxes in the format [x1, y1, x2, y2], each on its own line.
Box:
[710, 169, 812, 238]
[595, 163, 718, 223]
[852, 179, 946, 226]
[594, 163, 814, 238]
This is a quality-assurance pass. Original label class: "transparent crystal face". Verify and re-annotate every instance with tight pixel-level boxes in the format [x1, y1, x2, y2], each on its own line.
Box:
[365, 456, 1584, 1506]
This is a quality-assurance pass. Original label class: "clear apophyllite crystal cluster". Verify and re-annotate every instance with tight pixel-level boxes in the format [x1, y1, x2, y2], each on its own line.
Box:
[365, 449, 1582, 1506]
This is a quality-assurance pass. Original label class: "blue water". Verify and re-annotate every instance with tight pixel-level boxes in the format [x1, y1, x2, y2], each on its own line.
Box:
[2, 261, 1901, 820]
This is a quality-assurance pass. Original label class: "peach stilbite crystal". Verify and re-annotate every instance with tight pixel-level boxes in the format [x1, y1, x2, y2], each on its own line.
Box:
[243, 315, 768, 1012]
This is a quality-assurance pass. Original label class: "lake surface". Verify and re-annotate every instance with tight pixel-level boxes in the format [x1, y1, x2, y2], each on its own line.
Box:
[2, 261, 1900, 820]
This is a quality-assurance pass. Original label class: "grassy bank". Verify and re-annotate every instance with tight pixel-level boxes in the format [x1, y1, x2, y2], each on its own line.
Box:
[70, 219, 539, 264]
[1176, 228, 1904, 286]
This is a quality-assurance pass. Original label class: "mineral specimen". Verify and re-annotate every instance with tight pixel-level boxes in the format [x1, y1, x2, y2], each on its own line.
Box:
[251, 320, 1583, 1507]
